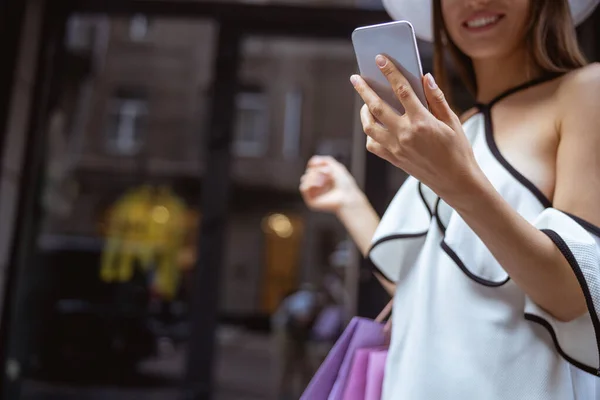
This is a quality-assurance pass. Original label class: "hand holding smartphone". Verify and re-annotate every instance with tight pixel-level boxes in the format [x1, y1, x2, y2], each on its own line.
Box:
[351, 21, 427, 116]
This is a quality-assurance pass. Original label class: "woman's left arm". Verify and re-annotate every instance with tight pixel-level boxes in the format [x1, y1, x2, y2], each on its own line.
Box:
[457, 65, 600, 323]
[351, 57, 600, 322]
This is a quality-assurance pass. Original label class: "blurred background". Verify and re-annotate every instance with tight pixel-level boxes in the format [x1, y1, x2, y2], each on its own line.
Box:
[0, 0, 598, 399]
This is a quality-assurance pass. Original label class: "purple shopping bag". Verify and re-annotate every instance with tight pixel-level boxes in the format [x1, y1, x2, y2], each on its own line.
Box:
[300, 317, 386, 400]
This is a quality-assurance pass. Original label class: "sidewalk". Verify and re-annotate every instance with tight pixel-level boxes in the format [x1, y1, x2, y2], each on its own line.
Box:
[21, 326, 278, 400]
[214, 326, 276, 400]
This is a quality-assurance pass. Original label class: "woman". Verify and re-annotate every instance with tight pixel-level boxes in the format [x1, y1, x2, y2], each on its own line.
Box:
[300, 0, 600, 398]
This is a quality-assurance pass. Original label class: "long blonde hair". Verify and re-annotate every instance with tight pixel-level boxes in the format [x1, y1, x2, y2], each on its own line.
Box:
[432, 0, 588, 99]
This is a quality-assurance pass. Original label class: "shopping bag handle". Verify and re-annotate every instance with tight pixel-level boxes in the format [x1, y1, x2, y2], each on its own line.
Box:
[375, 299, 393, 323]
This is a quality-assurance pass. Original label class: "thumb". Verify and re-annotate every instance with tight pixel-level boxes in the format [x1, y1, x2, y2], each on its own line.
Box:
[423, 73, 459, 129]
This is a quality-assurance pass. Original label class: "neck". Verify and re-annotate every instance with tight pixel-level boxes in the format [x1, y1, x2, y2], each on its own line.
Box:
[473, 48, 541, 104]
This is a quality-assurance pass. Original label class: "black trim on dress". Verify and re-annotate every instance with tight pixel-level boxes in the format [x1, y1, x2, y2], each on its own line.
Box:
[524, 313, 600, 377]
[367, 232, 429, 283]
[440, 240, 510, 287]
[487, 74, 562, 108]
[541, 229, 600, 374]
[562, 212, 600, 238]
[366, 257, 395, 284]
[370, 232, 429, 251]
[475, 74, 563, 209]
[481, 105, 553, 208]
[434, 197, 446, 233]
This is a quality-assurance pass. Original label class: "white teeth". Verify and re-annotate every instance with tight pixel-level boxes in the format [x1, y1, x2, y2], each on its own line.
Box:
[466, 16, 500, 28]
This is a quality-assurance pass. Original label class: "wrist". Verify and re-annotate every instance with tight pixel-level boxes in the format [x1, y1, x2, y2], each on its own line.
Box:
[444, 169, 497, 215]
[336, 187, 370, 219]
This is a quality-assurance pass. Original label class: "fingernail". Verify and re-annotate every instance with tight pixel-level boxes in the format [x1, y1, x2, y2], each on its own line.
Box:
[350, 75, 359, 86]
[375, 55, 387, 67]
[426, 73, 438, 89]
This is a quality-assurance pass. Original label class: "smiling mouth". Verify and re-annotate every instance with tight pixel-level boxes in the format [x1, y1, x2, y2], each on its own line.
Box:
[463, 14, 505, 30]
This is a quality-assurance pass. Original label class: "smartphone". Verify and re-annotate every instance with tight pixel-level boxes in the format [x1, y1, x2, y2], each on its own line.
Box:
[352, 21, 428, 115]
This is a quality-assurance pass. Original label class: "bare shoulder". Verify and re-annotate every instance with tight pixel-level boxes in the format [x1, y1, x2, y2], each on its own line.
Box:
[557, 63, 600, 104]
[555, 63, 600, 137]
[552, 64, 600, 224]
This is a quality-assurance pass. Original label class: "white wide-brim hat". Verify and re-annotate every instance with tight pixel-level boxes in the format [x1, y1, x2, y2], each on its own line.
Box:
[383, 0, 600, 42]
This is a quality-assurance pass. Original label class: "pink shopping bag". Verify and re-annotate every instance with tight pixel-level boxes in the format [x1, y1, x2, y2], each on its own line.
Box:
[365, 349, 388, 400]
[341, 347, 387, 400]
[300, 317, 386, 400]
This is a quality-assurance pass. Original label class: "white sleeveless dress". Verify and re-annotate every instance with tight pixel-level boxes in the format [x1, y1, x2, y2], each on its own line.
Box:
[369, 78, 600, 400]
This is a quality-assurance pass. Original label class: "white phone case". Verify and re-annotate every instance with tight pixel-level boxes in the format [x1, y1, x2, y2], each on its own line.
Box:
[352, 21, 428, 115]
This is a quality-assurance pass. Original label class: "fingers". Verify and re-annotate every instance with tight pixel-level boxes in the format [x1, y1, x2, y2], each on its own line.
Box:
[300, 168, 327, 185]
[422, 73, 460, 130]
[360, 104, 389, 144]
[299, 166, 331, 192]
[299, 169, 334, 209]
[366, 137, 395, 164]
[304, 162, 334, 181]
[360, 104, 396, 163]
[299, 175, 321, 199]
[351, 75, 396, 126]
[376, 55, 426, 116]
[307, 155, 335, 168]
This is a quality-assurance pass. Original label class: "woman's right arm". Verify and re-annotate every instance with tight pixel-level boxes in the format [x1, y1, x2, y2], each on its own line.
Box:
[300, 156, 396, 295]
[338, 195, 396, 295]
[336, 189, 379, 257]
